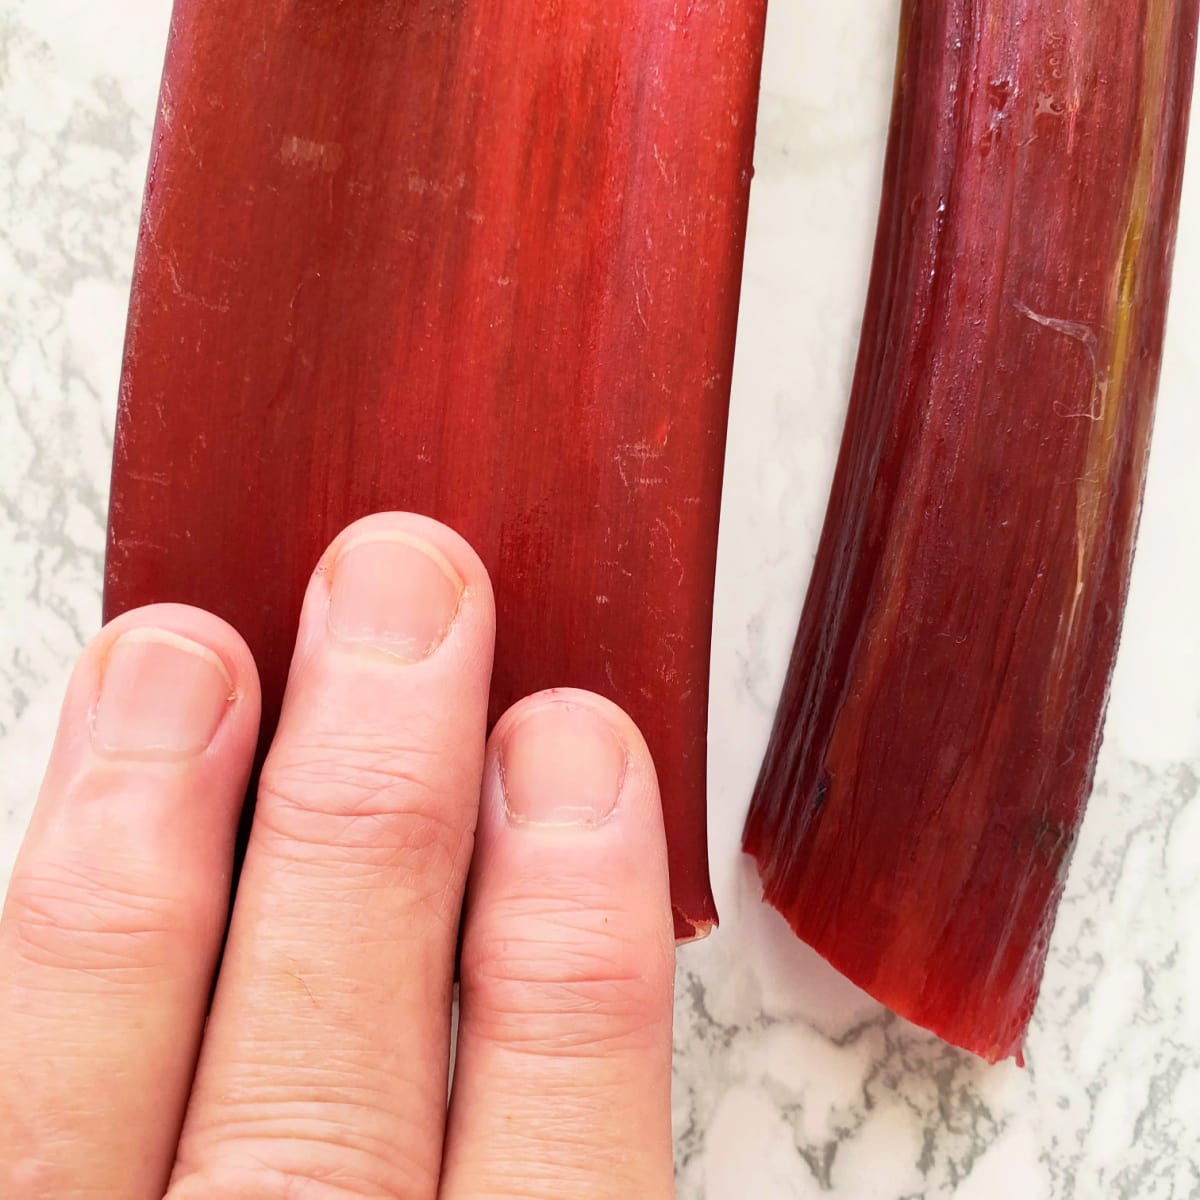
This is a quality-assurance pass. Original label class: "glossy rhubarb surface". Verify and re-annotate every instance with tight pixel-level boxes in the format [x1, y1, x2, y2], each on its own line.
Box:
[743, 0, 1198, 1058]
[105, 0, 770, 939]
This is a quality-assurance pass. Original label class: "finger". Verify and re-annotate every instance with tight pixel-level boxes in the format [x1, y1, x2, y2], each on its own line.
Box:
[441, 690, 676, 1200]
[168, 513, 495, 1200]
[0, 605, 260, 1200]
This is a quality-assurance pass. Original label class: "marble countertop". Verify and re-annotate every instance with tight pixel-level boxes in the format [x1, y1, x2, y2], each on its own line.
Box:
[2, 2, 1197, 1196]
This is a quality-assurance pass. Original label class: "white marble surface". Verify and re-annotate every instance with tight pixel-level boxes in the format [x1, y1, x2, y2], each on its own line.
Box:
[1, 1, 1198, 1196]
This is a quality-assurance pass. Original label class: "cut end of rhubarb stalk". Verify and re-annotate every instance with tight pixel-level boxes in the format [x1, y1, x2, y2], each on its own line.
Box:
[744, 861, 1039, 1063]
[675, 909, 717, 945]
[744, 0, 1198, 1060]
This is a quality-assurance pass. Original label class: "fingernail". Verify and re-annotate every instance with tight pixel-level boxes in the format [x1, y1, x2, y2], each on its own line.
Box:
[500, 701, 627, 827]
[328, 533, 464, 660]
[93, 629, 234, 760]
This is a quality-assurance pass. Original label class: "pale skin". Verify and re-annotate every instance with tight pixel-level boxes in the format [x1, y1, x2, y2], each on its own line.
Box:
[0, 512, 677, 1198]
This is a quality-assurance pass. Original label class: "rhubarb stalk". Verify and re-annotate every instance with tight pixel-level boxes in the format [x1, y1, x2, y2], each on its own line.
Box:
[105, 0, 769, 939]
[744, 0, 1198, 1059]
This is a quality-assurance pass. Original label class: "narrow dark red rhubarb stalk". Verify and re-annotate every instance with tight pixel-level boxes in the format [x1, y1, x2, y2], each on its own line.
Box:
[744, 0, 1198, 1059]
[105, 0, 770, 939]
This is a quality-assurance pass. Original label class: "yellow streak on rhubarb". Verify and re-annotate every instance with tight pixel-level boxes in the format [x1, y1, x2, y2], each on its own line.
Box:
[1063, 0, 1173, 661]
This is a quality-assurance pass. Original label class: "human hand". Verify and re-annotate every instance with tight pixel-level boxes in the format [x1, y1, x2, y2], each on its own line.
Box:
[0, 512, 676, 1198]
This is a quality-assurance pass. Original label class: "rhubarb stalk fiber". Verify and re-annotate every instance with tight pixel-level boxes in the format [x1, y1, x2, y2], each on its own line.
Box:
[744, 0, 1198, 1059]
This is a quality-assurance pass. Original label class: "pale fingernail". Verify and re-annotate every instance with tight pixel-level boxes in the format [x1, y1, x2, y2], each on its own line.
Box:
[500, 700, 627, 827]
[328, 533, 464, 660]
[93, 629, 234, 760]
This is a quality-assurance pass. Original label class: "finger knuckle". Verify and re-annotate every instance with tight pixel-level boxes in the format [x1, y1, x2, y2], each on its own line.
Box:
[168, 1111, 435, 1199]
[3, 857, 212, 980]
[256, 735, 472, 906]
[463, 888, 673, 1055]
[166, 1165, 392, 1200]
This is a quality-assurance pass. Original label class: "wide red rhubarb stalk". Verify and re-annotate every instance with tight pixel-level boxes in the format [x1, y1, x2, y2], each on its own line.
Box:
[105, 0, 769, 939]
[744, 0, 1198, 1060]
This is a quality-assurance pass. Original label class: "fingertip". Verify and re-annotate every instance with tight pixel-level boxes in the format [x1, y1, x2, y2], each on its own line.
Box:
[290, 512, 497, 673]
[470, 685, 674, 974]
[491, 687, 656, 769]
[94, 603, 261, 708]
[44, 604, 260, 792]
[486, 688, 666, 842]
[318, 512, 496, 617]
